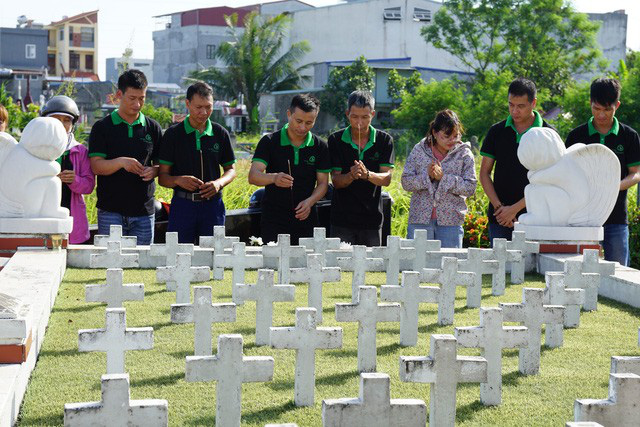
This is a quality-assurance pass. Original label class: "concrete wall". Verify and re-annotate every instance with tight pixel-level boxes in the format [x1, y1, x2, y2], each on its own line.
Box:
[0, 27, 48, 70]
[106, 57, 154, 83]
[589, 11, 627, 73]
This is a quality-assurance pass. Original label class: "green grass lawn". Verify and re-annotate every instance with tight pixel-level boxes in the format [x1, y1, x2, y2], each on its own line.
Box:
[18, 268, 640, 426]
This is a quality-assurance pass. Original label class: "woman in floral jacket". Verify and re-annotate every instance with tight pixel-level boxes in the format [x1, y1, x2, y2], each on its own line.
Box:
[401, 109, 476, 248]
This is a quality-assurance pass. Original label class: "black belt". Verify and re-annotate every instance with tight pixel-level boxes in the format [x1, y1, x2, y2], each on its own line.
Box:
[174, 189, 223, 202]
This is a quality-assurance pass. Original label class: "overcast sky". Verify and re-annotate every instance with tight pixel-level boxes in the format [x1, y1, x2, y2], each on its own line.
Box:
[0, 0, 637, 80]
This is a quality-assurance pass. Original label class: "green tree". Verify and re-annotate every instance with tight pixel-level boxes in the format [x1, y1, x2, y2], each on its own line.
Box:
[460, 70, 513, 140]
[617, 53, 640, 133]
[404, 71, 424, 95]
[141, 103, 174, 129]
[0, 84, 39, 136]
[190, 12, 311, 131]
[387, 69, 405, 106]
[320, 55, 375, 125]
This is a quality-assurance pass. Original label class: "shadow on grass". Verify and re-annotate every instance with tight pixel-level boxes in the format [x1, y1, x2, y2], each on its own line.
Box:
[52, 304, 97, 314]
[145, 289, 166, 297]
[456, 399, 487, 423]
[218, 294, 233, 299]
[378, 342, 402, 355]
[130, 372, 183, 387]
[378, 327, 400, 335]
[232, 326, 258, 336]
[39, 347, 78, 357]
[160, 308, 171, 315]
[600, 296, 640, 316]
[325, 348, 358, 358]
[150, 321, 174, 331]
[418, 323, 443, 334]
[242, 400, 297, 424]
[317, 369, 359, 386]
[168, 350, 192, 360]
[16, 412, 63, 426]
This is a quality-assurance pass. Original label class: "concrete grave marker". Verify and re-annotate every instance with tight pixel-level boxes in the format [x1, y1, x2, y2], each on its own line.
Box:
[611, 355, 640, 376]
[322, 373, 426, 427]
[455, 307, 528, 405]
[371, 235, 416, 286]
[400, 334, 487, 427]
[337, 245, 385, 303]
[200, 225, 240, 280]
[63, 373, 168, 427]
[270, 307, 342, 406]
[380, 271, 439, 346]
[544, 272, 585, 328]
[421, 257, 475, 325]
[335, 286, 400, 372]
[563, 259, 601, 318]
[78, 308, 153, 374]
[566, 423, 604, 427]
[499, 288, 565, 374]
[582, 249, 616, 307]
[490, 238, 522, 295]
[262, 234, 306, 284]
[506, 231, 539, 284]
[185, 334, 274, 427]
[400, 229, 441, 271]
[574, 373, 640, 427]
[215, 241, 263, 305]
[90, 241, 139, 269]
[93, 224, 137, 248]
[156, 253, 210, 304]
[235, 269, 295, 345]
[150, 232, 194, 291]
[299, 227, 341, 263]
[171, 286, 236, 356]
[458, 248, 499, 308]
[290, 253, 340, 323]
[85, 268, 144, 308]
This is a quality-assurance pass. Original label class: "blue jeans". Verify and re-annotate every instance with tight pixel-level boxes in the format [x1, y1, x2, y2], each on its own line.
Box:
[97, 209, 155, 245]
[488, 222, 514, 246]
[168, 195, 226, 244]
[603, 224, 629, 266]
[407, 220, 463, 248]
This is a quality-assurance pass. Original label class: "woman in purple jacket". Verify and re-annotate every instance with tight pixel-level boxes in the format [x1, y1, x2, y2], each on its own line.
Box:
[42, 96, 95, 244]
[401, 109, 477, 248]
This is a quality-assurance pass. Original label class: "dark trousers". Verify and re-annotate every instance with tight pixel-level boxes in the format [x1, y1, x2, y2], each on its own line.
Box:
[261, 208, 317, 246]
[168, 195, 225, 244]
[331, 224, 381, 247]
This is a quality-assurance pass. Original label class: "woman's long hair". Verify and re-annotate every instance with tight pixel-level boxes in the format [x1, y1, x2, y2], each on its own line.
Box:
[425, 109, 465, 147]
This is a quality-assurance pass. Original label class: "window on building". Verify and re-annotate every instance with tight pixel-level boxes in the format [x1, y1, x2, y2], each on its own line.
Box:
[133, 62, 147, 67]
[86, 54, 94, 70]
[29, 75, 39, 80]
[69, 53, 80, 70]
[68, 27, 74, 42]
[48, 53, 56, 71]
[383, 7, 402, 20]
[59, 29, 64, 41]
[25, 44, 36, 59]
[413, 8, 431, 22]
[206, 44, 216, 60]
[81, 27, 94, 43]
[14, 74, 24, 80]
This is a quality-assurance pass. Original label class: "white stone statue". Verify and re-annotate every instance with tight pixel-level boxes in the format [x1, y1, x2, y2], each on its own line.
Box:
[0, 118, 70, 218]
[517, 127, 619, 227]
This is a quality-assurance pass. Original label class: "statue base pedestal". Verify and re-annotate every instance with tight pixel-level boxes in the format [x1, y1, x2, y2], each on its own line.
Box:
[514, 223, 602, 254]
[0, 218, 73, 256]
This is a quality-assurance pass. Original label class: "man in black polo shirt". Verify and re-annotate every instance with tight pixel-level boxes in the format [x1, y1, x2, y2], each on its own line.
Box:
[566, 78, 640, 266]
[89, 69, 162, 245]
[248, 94, 330, 245]
[328, 90, 394, 246]
[158, 82, 236, 244]
[479, 78, 553, 244]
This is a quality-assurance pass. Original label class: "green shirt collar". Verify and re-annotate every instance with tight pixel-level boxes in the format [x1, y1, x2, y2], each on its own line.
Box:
[341, 125, 376, 160]
[111, 109, 146, 138]
[505, 111, 543, 143]
[588, 116, 619, 144]
[184, 116, 213, 151]
[280, 124, 313, 165]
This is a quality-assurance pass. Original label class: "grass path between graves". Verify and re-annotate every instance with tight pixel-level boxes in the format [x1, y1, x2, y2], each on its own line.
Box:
[17, 269, 640, 426]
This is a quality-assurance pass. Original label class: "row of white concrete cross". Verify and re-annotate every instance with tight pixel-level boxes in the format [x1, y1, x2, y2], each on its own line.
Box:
[63, 225, 630, 426]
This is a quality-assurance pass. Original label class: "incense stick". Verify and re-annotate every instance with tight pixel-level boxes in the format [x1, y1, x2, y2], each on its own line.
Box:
[357, 123, 362, 159]
[287, 159, 294, 210]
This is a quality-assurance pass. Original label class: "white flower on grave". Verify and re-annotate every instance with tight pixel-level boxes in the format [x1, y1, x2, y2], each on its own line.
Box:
[267, 241, 277, 246]
[339, 242, 352, 249]
[249, 236, 263, 246]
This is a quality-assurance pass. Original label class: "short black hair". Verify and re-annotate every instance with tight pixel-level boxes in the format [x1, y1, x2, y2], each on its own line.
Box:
[347, 90, 375, 111]
[186, 81, 214, 101]
[289, 93, 320, 113]
[590, 78, 621, 106]
[117, 69, 148, 94]
[508, 78, 537, 102]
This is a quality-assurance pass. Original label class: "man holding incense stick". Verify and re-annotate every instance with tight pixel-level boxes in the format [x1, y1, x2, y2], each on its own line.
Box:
[328, 90, 394, 246]
[249, 94, 330, 244]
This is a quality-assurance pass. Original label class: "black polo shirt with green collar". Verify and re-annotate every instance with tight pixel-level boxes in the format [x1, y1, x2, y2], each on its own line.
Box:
[252, 124, 330, 222]
[328, 126, 395, 230]
[566, 117, 640, 225]
[480, 111, 553, 224]
[158, 116, 236, 194]
[88, 110, 162, 216]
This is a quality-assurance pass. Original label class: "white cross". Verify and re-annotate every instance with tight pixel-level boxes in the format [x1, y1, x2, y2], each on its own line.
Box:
[78, 308, 153, 374]
[270, 307, 342, 406]
[421, 257, 475, 325]
[399, 334, 487, 427]
[455, 307, 528, 405]
[371, 235, 416, 286]
[235, 269, 295, 345]
[215, 241, 263, 305]
[458, 247, 499, 308]
[90, 241, 139, 269]
[499, 288, 564, 375]
[85, 268, 144, 308]
[611, 355, 640, 376]
[199, 225, 240, 280]
[94, 224, 137, 248]
[185, 334, 274, 427]
[298, 227, 341, 264]
[321, 373, 427, 427]
[170, 286, 236, 356]
[150, 232, 194, 291]
[156, 253, 210, 304]
[262, 234, 306, 284]
[490, 238, 522, 295]
[563, 259, 601, 317]
[506, 231, 539, 284]
[544, 272, 585, 328]
[380, 271, 439, 346]
[400, 229, 441, 271]
[574, 373, 640, 426]
[290, 253, 340, 323]
[581, 250, 615, 311]
[335, 286, 400, 372]
[63, 373, 168, 426]
[337, 245, 384, 303]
